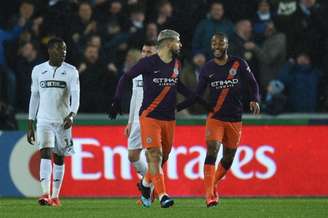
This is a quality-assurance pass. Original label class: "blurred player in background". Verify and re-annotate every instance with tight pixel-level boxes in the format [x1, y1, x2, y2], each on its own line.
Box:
[109, 29, 192, 208]
[124, 41, 157, 177]
[27, 38, 80, 207]
[177, 33, 260, 207]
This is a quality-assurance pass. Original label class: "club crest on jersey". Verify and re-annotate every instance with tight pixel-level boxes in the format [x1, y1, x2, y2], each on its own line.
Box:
[229, 68, 237, 76]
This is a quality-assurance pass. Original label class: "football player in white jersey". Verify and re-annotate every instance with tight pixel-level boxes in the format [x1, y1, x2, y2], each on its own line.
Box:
[124, 41, 157, 176]
[27, 38, 80, 207]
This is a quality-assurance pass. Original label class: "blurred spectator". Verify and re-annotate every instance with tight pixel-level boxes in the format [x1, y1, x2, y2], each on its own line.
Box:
[144, 22, 158, 42]
[0, 101, 18, 130]
[119, 48, 141, 112]
[229, 19, 259, 81]
[15, 41, 43, 112]
[253, 0, 275, 43]
[70, 1, 97, 45]
[129, 21, 158, 48]
[272, 0, 298, 16]
[179, 53, 208, 114]
[154, 0, 174, 30]
[128, 5, 145, 34]
[274, 0, 326, 62]
[96, 0, 125, 29]
[0, 17, 26, 107]
[220, 0, 258, 22]
[78, 45, 109, 112]
[9, 0, 35, 28]
[278, 52, 320, 112]
[192, 1, 234, 59]
[41, 0, 77, 39]
[244, 22, 286, 88]
[262, 80, 287, 115]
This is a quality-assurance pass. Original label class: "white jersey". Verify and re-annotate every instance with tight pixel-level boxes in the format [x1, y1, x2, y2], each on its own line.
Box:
[29, 61, 80, 123]
[128, 75, 143, 123]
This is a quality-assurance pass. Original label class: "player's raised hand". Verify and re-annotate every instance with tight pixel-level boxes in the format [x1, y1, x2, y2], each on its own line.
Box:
[124, 123, 132, 138]
[250, 101, 260, 115]
[27, 120, 35, 145]
[108, 99, 122, 120]
[63, 113, 75, 129]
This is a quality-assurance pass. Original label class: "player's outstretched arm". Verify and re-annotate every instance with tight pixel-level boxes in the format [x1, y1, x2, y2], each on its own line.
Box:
[109, 58, 147, 119]
[176, 72, 210, 112]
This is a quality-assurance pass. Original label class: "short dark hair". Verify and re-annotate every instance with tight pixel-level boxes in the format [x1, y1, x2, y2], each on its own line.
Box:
[213, 32, 228, 41]
[143, 40, 157, 47]
[47, 37, 64, 49]
[211, 0, 223, 6]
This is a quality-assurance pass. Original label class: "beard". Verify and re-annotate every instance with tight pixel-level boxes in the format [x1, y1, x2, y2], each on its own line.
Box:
[213, 48, 227, 59]
[171, 48, 182, 59]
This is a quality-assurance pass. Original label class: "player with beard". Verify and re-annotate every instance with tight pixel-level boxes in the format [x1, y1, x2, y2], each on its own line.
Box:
[109, 29, 192, 208]
[177, 33, 260, 207]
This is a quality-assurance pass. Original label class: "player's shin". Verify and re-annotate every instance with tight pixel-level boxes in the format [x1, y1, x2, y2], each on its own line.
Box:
[52, 164, 65, 199]
[132, 160, 147, 177]
[204, 156, 216, 198]
[147, 149, 167, 200]
[204, 141, 220, 198]
[40, 159, 52, 196]
[214, 147, 237, 186]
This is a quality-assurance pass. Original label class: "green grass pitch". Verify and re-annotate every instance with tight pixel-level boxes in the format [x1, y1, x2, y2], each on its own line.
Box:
[1, 198, 327, 218]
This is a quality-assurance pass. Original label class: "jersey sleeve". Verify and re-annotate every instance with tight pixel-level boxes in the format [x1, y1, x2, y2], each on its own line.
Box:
[28, 67, 39, 120]
[69, 68, 80, 92]
[240, 59, 260, 102]
[31, 66, 39, 92]
[69, 68, 80, 114]
[195, 65, 209, 96]
[128, 80, 138, 123]
[114, 58, 149, 100]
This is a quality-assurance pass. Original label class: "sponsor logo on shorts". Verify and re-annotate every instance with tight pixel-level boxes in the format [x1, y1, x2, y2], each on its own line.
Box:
[40, 80, 67, 88]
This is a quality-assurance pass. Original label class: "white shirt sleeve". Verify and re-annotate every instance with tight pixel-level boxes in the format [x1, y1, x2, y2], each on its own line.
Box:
[28, 67, 40, 120]
[70, 68, 80, 114]
[128, 85, 137, 124]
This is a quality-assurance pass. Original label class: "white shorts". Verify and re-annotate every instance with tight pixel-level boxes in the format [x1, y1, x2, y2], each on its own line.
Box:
[128, 122, 142, 150]
[36, 122, 74, 156]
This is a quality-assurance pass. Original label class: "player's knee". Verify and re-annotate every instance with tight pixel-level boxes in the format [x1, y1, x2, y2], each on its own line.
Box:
[204, 154, 217, 165]
[128, 150, 140, 162]
[40, 148, 52, 159]
[206, 140, 220, 156]
[146, 148, 162, 162]
[53, 153, 64, 165]
[220, 157, 234, 170]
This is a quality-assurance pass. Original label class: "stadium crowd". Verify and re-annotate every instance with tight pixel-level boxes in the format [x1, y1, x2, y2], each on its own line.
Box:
[0, 0, 327, 127]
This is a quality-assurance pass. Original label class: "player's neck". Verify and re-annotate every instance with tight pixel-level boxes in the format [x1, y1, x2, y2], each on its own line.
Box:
[49, 60, 63, 67]
[158, 49, 173, 64]
[214, 54, 228, 66]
